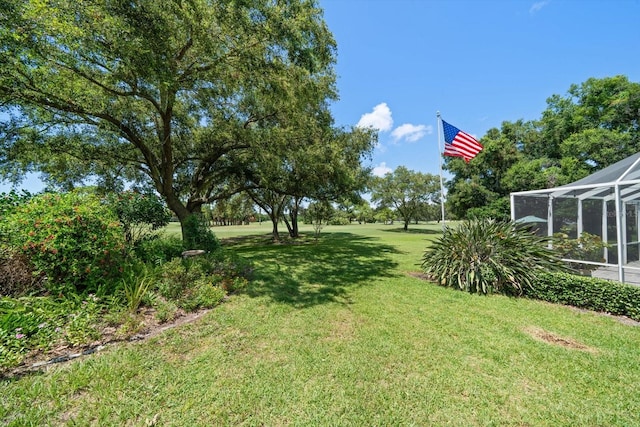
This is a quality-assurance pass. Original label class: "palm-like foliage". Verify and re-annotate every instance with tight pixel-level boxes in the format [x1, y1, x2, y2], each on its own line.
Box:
[421, 219, 566, 295]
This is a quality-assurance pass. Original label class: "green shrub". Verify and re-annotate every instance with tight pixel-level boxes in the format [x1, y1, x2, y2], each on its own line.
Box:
[121, 269, 154, 314]
[0, 191, 33, 280]
[193, 250, 254, 281]
[63, 294, 102, 346]
[178, 278, 225, 312]
[220, 276, 249, 294]
[329, 216, 350, 226]
[3, 192, 126, 293]
[525, 272, 640, 321]
[182, 214, 220, 252]
[104, 191, 171, 246]
[0, 190, 33, 219]
[421, 219, 566, 295]
[153, 298, 179, 323]
[157, 258, 203, 301]
[552, 232, 608, 271]
[157, 251, 251, 311]
[133, 235, 184, 265]
[0, 326, 27, 368]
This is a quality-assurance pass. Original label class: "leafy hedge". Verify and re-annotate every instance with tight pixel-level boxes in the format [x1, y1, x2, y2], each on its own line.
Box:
[526, 272, 640, 321]
[3, 192, 126, 293]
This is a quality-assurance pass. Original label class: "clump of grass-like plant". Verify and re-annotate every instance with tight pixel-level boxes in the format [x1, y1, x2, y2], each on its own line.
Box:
[122, 269, 154, 314]
[421, 219, 566, 295]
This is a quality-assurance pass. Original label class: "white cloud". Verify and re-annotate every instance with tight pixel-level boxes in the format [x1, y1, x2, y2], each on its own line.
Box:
[356, 103, 393, 132]
[391, 123, 433, 143]
[372, 162, 392, 177]
[530, 0, 550, 14]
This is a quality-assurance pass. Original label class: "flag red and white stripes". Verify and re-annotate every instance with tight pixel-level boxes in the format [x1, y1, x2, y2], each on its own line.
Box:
[442, 120, 483, 162]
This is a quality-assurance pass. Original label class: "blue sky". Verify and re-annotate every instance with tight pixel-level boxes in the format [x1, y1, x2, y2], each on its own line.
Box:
[320, 0, 640, 177]
[3, 0, 640, 193]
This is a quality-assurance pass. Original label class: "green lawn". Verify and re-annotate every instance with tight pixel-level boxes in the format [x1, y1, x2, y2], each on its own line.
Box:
[2, 222, 639, 426]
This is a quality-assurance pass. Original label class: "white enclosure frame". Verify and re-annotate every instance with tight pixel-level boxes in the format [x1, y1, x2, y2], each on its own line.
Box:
[511, 152, 640, 284]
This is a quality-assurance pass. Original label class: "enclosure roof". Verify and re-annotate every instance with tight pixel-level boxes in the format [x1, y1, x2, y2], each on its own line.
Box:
[511, 151, 640, 201]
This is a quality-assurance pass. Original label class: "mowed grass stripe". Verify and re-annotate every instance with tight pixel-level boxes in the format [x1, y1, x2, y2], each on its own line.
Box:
[1, 223, 639, 426]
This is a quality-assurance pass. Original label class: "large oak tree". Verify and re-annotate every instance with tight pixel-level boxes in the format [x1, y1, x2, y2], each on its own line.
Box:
[0, 0, 339, 240]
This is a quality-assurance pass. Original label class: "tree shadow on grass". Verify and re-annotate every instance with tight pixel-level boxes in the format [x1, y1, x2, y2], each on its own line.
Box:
[225, 232, 401, 308]
[379, 227, 443, 235]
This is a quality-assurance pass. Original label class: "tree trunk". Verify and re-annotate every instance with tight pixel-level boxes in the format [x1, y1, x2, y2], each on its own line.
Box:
[290, 210, 299, 237]
[163, 191, 206, 245]
[269, 212, 280, 242]
[283, 211, 299, 238]
[285, 197, 301, 238]
[283, 215, 293, 237]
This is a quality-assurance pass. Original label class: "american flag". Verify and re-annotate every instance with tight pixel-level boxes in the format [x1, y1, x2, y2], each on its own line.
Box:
[442, 120, 483, 162]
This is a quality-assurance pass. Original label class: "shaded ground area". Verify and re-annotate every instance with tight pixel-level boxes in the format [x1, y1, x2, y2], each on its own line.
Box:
[4, 231, 402, 378]
[379, 227, 443, 235]
[227, 232, 401, 307]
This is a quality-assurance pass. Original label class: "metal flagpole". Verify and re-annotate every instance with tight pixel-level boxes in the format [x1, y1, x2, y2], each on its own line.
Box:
[436, 111, 446, 230]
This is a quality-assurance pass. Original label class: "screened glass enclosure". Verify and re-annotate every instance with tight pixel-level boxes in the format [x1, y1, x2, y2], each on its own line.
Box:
[510, 152, 640, 284]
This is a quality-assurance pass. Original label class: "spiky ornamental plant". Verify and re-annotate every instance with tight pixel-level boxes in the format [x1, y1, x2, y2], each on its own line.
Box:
[421, 219, 566, 295]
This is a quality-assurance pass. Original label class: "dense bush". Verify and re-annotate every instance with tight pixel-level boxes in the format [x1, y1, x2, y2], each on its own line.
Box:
[525, 272, 640, 321]
[157, 258, 204, 301]
[133, 235, 184, 265]
[157, 252, 250, 311]
[0, 190, 33, 266]
[1, 244, 253, 370]
[182, 214, 220, 252]
[466, 198, 511, 222]
[422, 219, 566, 295]
[0, 190, 33, 218]
[329, 214, 351, 226]
[178, 278, 226, 312]
[3, 192, 126, 293]
[0, 188, 252, 370]
[104, 191, 171, 246]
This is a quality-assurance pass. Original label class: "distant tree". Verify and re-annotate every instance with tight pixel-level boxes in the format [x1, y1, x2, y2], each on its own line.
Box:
[243, 125, 375, 238]
[353, 201, 375, 224]
[374, 207, 395, 225]
[247, 188, 288, 242]
[336, 199, 358, 223]
[371, 167, 440, 231]
[306, 200, 333, 239]
[443, 76, 640, 219]
[446, 177, 500, 220]
[414, 202, 441, 223]
[210, 194, 255, 226]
